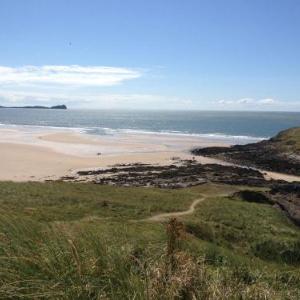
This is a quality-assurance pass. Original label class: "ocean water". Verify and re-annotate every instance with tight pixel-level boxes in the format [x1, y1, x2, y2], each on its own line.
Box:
[0, 109, 299, 143]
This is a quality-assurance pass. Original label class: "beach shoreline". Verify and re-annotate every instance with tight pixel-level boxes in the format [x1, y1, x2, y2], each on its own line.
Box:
[1, 126, 300, 183]
[0, 127, 230, 181]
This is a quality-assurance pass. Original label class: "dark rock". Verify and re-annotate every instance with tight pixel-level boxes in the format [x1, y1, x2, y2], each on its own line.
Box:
[191, 128, 300, 176]
[232, 190, 273, 205]
[269, 182, 300, 226]
[50, 105, 67, 109]
[64, 161, 273, 189]
[60, 175, 77, 180]
[0, 104, 67, 110]
[270, 183, 300, 197]
[275, 199, 300, 226]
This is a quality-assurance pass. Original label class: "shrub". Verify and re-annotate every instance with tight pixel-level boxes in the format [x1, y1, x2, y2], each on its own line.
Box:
[204, 243, 226, 266]
[253, 239, 300, 264]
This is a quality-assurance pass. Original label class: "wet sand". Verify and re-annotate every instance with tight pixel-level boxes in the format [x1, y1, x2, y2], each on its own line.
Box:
[1, 127, 299, 182]
[0, 127, 228, 181]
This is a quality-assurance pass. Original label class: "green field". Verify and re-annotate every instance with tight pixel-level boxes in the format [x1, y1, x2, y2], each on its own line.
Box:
[0, 182, 299, 299]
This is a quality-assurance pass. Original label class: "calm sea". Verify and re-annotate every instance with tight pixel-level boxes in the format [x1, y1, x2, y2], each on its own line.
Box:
[0, 109, 299, 143]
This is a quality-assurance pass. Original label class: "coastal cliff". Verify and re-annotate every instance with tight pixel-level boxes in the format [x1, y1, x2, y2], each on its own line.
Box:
[191, 127, 300, 176]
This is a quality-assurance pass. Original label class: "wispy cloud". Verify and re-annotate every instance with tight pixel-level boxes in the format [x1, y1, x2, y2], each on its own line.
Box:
[0, 65, 141, 86]
[258, 98, 276, 105]
[217, 98, 277, 106]
[215, 98, 300, 111]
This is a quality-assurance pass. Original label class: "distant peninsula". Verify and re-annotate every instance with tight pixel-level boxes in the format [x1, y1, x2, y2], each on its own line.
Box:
[0, 105, 67, 110]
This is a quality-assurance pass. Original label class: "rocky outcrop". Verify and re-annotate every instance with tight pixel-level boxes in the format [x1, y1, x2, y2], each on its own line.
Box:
[230, 185, 300, 226]
[62, 160, 272, 188]
[50, 105, 67, 109]
[269, 183, 300, 226]
[270, 183, 300, 197]
[191, 128, 300, 176]
[0, 104, 67, 109]
[61, 159, 300, 226]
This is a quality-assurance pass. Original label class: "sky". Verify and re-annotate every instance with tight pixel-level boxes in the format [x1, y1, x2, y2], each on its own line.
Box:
[0, 0, 300, 110]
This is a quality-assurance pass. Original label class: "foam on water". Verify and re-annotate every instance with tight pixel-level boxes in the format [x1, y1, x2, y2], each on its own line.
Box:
[0, 123, 269, 144]
[0, 109, 299, 144]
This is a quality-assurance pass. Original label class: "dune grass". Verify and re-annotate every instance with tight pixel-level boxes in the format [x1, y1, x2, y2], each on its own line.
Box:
[0, 181, 299, 299]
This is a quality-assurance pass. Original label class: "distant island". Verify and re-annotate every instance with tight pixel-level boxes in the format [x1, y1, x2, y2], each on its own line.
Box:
[0, 104, 67, 110]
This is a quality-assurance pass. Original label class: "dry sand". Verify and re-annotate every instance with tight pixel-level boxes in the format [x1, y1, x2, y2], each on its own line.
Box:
[1, 127, 299, 182]
[0, 127, 228, 181]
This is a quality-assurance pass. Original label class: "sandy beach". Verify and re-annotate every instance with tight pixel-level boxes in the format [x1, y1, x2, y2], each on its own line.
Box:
[0, 127, 230, 181]
[1, 126, 300, 183]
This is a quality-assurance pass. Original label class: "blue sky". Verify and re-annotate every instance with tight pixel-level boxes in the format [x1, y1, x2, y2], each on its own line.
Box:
[0, 0, 300, 110]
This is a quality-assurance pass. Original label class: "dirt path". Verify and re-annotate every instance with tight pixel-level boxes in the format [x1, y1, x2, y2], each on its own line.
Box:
[146, 195, 205, 222]
[146, 192, 232, 222]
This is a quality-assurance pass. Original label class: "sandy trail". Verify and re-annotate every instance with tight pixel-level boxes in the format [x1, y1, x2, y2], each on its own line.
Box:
[146, 192, 232, 222]
[146, 196, 205, 222]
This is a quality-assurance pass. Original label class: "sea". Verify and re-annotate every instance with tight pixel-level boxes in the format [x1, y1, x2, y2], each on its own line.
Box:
[0, 109, 299, 144]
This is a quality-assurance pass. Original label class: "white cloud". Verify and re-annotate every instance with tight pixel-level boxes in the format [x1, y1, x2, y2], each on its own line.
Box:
[217, 98, 277, 106]
[215, 98, 300, 111]
[0, 65, 141, 86]
[258, 98, 275, 105]
[217, 99, 232, 105]
[236, 98, 254, 104]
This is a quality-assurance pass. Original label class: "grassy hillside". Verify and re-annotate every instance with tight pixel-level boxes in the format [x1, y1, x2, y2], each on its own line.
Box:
[272, 127, 300, 154]
[0, 182, 299, 299]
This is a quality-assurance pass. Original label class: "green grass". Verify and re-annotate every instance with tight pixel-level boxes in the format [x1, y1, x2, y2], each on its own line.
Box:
[272, 127, 300, 153]
[0, 181, 299, 299]
[0, 181, 206, 222]
[184, 194, 300, 256]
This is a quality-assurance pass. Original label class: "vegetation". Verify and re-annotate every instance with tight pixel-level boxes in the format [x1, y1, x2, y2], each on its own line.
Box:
[272, 127, 300, 153]
[0, 181, 299, 299]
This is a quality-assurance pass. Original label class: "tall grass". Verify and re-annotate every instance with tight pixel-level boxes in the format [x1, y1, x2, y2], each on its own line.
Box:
[0, 182, 299, 298]
[1, 213, 299, 299]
